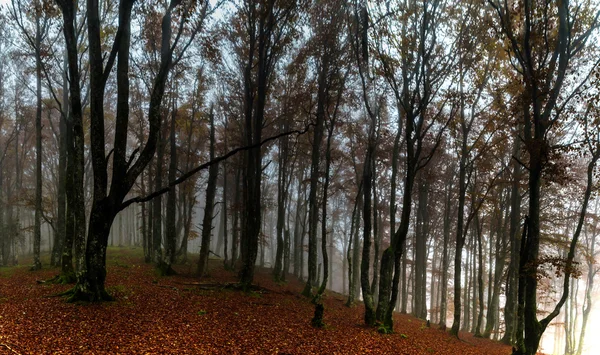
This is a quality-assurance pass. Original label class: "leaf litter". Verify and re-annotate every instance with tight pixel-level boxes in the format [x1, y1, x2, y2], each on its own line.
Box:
[0, 249, 512, 354]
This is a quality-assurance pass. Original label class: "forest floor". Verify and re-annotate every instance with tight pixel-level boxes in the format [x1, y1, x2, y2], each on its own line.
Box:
[0, 248, 515, 355]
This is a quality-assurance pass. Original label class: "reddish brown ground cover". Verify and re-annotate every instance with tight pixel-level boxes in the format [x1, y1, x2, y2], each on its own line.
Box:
[0, 248, 512, 354]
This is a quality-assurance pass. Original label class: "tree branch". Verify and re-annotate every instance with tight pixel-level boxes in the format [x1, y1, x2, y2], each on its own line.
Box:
[120, 123, 313, 211]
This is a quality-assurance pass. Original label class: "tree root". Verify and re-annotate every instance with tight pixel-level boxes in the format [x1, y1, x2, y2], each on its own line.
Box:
[46, 285, 114, 303]
[37, 272, 76, 285]
[67, 287, 114, 303]
[156, 262, 178, 276]
[46, 287, 76, 298]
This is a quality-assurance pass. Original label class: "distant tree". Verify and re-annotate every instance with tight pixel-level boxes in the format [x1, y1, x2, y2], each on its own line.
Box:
[367, 0, 455, 331]
[9, 0, 54, 271]
[238, 0, 300, 287]
[198, 106, 218, 277]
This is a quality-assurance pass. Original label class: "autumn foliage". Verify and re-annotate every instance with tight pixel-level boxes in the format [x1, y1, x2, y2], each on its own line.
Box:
[0, 248, 512, 354]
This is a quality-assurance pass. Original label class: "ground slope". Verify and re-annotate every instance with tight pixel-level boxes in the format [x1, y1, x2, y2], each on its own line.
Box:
[0, 248, 512, 355]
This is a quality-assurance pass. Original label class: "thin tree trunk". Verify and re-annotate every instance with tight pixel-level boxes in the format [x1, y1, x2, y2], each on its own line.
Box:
[414, 175, 429, 319]
[439, 171, 454, 328]
[230, 168, 240, 269]
[32, 9, 43, 271]
[163, 94, 178, 275]
[222, 164, 228, 267]
[198, 107, 218, 278]
[273, 119, 289, 281]
[153, 130, 165, 266]
[475, 212, 485, 337]
[502, 131, 522, 344]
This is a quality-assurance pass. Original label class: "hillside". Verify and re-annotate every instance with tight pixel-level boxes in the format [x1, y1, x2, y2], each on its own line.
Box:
[0, 248, 512, 354]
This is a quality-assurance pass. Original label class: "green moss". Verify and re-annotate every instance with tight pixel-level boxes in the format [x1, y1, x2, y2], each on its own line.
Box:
[377, 322, 394, 334]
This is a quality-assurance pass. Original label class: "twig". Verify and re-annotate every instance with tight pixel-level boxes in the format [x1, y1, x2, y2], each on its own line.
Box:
[1, 342, 22, 355]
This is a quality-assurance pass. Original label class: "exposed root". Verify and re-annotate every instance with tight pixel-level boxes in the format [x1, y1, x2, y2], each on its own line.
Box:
[46, 287, 76, 298]
[46, 284, 114, 303]
[156, 262, 178, 276]
[67, 287, 114, 303]
[37, 272, 76, 285]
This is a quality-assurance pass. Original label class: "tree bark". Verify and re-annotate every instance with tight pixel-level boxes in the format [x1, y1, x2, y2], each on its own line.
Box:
[198, 107, 218, 278]
[163, 94, 178, 275]
[439, 169, 454, 327]
[31, 7, 43, 271]
[273, 118, 289, 281]
[502, 131, 522, 344]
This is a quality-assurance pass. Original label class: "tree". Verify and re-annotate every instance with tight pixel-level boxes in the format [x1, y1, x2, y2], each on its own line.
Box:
[449, 2, 500, 335]
[9, 0, 54, 271]
[198, 106, 218, 277]
[238, 0, 299, 288]
[368, 0, 454, 331]
[56, 0, 210, 301]
[488, 1, 600, 353]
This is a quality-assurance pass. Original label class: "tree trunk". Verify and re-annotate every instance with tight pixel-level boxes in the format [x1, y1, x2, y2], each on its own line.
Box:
[163, 95, 178, 275]
[502, 131, 522, 344]
[51, 54, 69, 267]
[414, 175, 429, 320]
[198, 107, 218, 278]
[575, 224, 596, 355]
[345, 184, 361, 306]
[69, 201, 115, 302]
[56, 0, 86, 283]
[230, 167, 241, 269]
[474, 212, 485, 337]
[32, 9, 43, 271]
[302, 64, 327, 296]
[153, 130, 165, 266]
[222, 164, 229, 268]
[439, 172, 454, 327]
[484, 191, 508, 338]
[273, 119, 289, 281]
[360, 117, 377, 326]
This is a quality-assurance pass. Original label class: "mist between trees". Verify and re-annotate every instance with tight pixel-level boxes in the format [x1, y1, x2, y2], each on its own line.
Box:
[0, 0, 600, 354]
